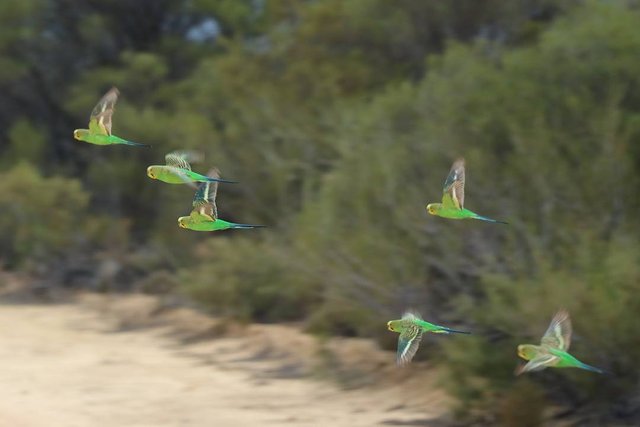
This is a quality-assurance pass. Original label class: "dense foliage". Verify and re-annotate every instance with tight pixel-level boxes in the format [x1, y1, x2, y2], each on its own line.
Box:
[1, 0, 639, 424]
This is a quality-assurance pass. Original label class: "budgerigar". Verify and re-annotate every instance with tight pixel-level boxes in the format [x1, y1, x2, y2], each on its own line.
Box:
[147, 151, 236, 184]
[387, 311, 470, 365]
[516, 310, 605, 375]
[178, 168, 265, 231]
[426, 158, 507, 224]
[73, 87, 148, 147]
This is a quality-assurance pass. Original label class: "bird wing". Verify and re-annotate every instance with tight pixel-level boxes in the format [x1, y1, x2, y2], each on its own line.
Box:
[165, 150, 203, 171]
[516, 354, 558, 375]
[191, 168, 219, 221]
[540, 310, 572, 351]
[441, 158, 465, 210]
[397, 324, 423, 366]
[401, 310, 422, 321]
[89, 87, 119, 136]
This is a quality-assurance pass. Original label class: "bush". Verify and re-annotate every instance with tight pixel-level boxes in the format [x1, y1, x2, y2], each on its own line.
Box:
[179, 236, 321, 322]
[0, 162, 90, 268]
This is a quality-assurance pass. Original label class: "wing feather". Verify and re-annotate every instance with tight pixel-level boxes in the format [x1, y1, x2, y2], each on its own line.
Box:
[441, 158, 465, 210]
[397, 325, 423, 366]
[516, 353, 558, 375]
[191, 168, 219, 221]
[165, 150, 204, 171]
[540, 310, 572, 351]
[89, 87, 119, 136]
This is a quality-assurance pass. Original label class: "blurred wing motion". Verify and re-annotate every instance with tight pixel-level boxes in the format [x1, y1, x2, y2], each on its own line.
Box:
[191, 168, 219, 221]
[89, 87, 119, 136]
[397, 326, 423, 366]
[441, 158, 465, 210]
[540, 310, 572, 351]
[396, 311, 423, 365]
[165, 150, 203, 171]
[516, 353, 557, 375]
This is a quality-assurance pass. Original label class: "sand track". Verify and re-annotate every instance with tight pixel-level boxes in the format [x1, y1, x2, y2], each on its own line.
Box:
[0, 296, 445, 426]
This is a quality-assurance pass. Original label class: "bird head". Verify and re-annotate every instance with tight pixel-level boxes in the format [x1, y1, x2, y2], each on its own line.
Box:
[387, 320, 400, 332]
[177, 217, 188, 228]
[517, 344, 537, 361]
[147, 166, 158, 179]
[426, 203, 440, 216]
[73, 129, 87, 141]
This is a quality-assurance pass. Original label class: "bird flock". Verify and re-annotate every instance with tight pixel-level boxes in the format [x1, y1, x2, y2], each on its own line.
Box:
[73, 87, 265, 231]
[74, 87, 604, 375]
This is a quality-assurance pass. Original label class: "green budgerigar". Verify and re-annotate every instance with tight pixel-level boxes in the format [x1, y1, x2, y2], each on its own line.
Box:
[426, 158, 507, 224]
[387, 311, 470, 365]
[147, 151, 236, 184]
[73, 87, 148, 147]
[178, 168, 265, 231]
[516, 310, 605, 375]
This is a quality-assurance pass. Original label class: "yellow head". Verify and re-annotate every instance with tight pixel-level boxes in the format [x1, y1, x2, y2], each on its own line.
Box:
[387, 320, 400, 332]
[147, 166, 158, 179]
[177, 217, 188, 228]
[426, 203, 440, 216]
[517, 344, 537, 361]
[73, 129, 88, 141]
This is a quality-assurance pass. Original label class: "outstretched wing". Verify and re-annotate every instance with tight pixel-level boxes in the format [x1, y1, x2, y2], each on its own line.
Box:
[402, 310, 423, 322]
[89, 87, 119, 136]
[441, 158, 465, 210]
[191, 168, 219, 221]
[516, 354, 558, 375]
[165, 150, 203, 171]
[540, 310, 572, 351]
[397, 325, 423, 366]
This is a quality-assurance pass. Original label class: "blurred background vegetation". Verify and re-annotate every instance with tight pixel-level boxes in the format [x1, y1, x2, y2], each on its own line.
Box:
[1, 0, 639, 424]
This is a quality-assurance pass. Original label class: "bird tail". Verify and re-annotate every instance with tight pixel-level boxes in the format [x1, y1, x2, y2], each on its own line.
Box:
[578, 362, 607, 374]
[437, 326, 471, 335]
[473, 214, 508, 225]
[230, 224, 267, 229]
[207, 176, 238, 184]
[122, 139, 151, 147]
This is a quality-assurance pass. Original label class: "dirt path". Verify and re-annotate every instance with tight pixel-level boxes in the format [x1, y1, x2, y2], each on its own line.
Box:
[0, 298, 446, 426]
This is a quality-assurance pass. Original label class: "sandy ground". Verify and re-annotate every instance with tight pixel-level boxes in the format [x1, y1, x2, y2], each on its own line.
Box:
[0, 294, 448, 427]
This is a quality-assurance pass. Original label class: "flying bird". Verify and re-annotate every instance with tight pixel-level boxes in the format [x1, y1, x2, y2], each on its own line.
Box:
[387, 311, 470, 366]
[178, 168, 265, 231]
[516, 310, 605, 375]
[147, 151, 237, 184]
[426, 158, 507, 224]
[73, 87, 148, 147]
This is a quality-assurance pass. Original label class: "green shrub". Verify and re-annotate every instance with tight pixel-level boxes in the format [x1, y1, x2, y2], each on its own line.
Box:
[179, 236, 321, 322]
[0, 162, 90, 267]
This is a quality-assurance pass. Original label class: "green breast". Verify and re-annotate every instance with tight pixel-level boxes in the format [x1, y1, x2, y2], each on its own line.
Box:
[83, 134, 114, 146]
[158, 167, 188, 184]
[186, 219, 231, 231]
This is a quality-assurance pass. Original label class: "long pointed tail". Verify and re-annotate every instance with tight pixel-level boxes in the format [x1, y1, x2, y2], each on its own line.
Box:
[121, 139, 151, 147]
[473, 214, 508, 225]
[208, 177, 239, 184]
[578, 362, 607, 374]
[230, 224, 267, 229]
[437, 326, 472, 335]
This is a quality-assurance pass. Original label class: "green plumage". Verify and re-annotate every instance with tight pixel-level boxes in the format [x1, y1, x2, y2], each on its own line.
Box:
[178, 168, 265, 232]
[426, 158, 507, 224]
[516, 310, 605, 374]
[73, 87, 148, 147]
[387, 311, 470, 365]
[147, 151, 236, 184]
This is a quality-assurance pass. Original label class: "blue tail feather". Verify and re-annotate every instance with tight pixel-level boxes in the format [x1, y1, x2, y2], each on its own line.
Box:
[579, 362, 607, 374]
[122, 139, 151, 147]
[439, 326, 471, 335]
[474, 214, 508, 225]
[231, 224, 267, 229]
[207, 176, 238, 184]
